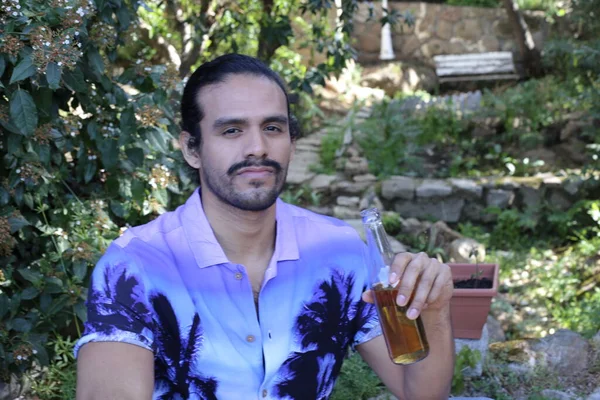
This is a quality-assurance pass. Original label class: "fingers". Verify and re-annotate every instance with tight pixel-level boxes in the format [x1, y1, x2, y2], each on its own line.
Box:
[425, 266, 453, 308]
[390, 252, 451, 320]
[362, 290, 375, 304]
[397, 253, 437, 319]
[388, 252, 412, 286]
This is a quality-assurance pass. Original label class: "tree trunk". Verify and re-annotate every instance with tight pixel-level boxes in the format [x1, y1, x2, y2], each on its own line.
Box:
[501, 0, 543, 78]
[257, 0, 280, 61]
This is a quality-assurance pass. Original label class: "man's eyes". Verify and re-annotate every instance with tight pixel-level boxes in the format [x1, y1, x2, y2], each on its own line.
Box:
[223, 128, 241, 135]
[222, 126, 283, 135]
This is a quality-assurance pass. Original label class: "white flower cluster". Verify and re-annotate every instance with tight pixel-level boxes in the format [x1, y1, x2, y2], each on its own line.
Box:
[102, 122, 117, 138]
[1, 0, 23, 19]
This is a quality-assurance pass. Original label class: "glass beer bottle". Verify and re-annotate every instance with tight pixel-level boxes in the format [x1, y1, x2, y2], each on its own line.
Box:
[361, 208, 429, 365]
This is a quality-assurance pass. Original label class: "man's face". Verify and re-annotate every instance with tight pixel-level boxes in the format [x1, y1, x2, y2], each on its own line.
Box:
[194, 74, 293, 212]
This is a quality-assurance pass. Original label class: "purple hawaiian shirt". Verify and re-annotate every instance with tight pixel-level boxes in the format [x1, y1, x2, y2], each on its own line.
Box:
[74, 188, 382, 399]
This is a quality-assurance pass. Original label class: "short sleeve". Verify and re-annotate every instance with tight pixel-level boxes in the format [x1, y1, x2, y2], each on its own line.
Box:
[74, 245, 155, 358]
[351, 243, 382, 350]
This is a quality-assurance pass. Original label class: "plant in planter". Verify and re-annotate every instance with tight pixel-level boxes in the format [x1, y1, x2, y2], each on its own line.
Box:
[449, 262, 500, 339]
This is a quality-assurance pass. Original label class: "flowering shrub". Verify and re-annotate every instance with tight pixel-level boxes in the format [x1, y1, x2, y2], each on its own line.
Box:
[0, 0, 190, 379]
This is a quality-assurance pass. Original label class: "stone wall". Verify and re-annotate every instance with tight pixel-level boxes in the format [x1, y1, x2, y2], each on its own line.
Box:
[353, 2, 550, 64]
[379, 174, 587, 223]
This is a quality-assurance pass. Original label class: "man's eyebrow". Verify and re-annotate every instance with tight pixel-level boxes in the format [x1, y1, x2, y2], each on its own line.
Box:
[212, 117, 249, 130]
[262, 115, 288, 125]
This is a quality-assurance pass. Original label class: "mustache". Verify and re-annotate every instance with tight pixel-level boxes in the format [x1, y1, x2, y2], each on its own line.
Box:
[227, 158, 283, 176]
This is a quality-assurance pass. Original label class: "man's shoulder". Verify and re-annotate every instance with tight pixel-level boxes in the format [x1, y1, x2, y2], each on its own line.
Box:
[113, 205, 184, 250]
[281, 201, 363, 241]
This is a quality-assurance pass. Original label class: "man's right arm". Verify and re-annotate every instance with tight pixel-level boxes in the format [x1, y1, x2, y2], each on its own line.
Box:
[76, 342, 154, 400]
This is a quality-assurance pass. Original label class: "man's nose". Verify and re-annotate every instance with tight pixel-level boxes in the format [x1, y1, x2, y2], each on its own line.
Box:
[244, 129, 268, 159]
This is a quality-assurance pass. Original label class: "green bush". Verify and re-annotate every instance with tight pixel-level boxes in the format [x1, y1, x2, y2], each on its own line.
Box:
[0, 0, 189, 380]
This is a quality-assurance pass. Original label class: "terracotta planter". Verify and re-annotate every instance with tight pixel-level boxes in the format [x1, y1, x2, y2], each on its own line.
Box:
[449, 263, 499, 340]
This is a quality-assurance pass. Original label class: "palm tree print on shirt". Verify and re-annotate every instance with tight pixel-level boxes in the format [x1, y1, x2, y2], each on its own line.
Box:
[275, 269, 376, 400]
[87, 262, 218, 399]
[151, 293, 218, 400]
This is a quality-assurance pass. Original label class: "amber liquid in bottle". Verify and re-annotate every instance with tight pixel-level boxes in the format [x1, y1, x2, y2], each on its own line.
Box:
[372, 285, 429, 365]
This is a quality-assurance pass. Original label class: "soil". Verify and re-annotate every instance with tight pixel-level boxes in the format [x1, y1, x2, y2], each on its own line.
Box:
[454, 277, 493, 289]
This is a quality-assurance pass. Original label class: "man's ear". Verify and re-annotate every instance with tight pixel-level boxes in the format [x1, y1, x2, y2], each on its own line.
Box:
[179, 131, 202, 169]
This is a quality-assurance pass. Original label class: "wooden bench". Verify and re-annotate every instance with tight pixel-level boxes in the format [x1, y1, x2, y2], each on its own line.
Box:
[433, 52, 520, 83]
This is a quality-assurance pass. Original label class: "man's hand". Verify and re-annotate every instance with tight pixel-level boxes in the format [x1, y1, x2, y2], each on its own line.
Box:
[362, 252, 454, 320]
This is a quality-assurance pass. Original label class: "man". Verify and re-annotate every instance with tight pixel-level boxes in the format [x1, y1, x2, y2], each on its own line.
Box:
[75, 53, 455, 400]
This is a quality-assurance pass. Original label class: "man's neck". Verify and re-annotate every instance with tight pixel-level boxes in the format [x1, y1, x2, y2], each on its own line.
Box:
[200, 187, 277, 267]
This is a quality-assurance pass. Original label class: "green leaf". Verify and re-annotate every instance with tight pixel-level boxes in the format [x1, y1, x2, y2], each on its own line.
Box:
[146, 128, 168, 153]
[0, 188, 9, 205]
[131, 179, 145, 207]
[18, 268, 43, 284]
[63, 67, 87, 93]
[118, 176, 132, 198]
[21, 287, 40, 300]
[46, 62, 62, 90]
[8, 214, 29, 233]
[72, 261, 88, 282]
[44, 276, 64, 294]
[98, 140, 119, 170]
[88, 48, 105, 75]
[45, 295, 69, 316]
[120, 107, 137, 136]
[110, 200, 126, 218]
[0, 56, 6, 78]
[9, 318, 32, 333]
[74, 301, 87, 323]
[23, 193, 34, 209]
[154, 188, 168, 207]
[10, 89, 38, 136]
[30, 342, 49, 366]
[0, 295, 8, 319]
[9, 56, 36, 85]
[84, 159, 96, 183]
[39, 293, 52, 312]
[125, 147, 144, 167]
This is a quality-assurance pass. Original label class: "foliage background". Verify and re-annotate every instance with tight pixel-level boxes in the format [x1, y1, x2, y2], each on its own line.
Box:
[0, 0, 599, 398]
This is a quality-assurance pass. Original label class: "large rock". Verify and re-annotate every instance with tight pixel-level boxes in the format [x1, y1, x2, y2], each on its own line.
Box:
[518, 185, 544, 209]
[531, 329, 589, 376]
[547, 189, 572, 211]
[416, 179, 452, 198]
[336, 196, 360, 208]
[344, 157, 370, 176]
[309, 174, 338, 191]
[448, 238, 486, 263]
[486, 189, 515, 209]
[486, 316, 506, 343]
[540, 390, 574, 400]
[461, 202, 496, 223]
[489, 340, 538, 374]
[393, 197, 465, 223]
[449, 178, 483, 199]
[588, 387, 600, 400]
[592, 330, 600, 348]
[333, 206, 361, 220]
[0, 374, 22, 400]
[361, 62, 438, 95]
[454, 323, 489, 377]
[332, 180, 373, 196]
[455, 19, 483, 42]
[381, 176, 417, 200]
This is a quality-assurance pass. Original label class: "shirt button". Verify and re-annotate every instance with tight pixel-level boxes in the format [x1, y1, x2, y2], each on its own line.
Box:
[246, 335, 255, 343]
[235, 272, 243, 280]
[262, 389, 268, 398]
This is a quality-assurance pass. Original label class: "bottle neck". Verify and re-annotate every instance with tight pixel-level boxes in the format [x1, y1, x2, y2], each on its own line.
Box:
[364, 219, 395, 267]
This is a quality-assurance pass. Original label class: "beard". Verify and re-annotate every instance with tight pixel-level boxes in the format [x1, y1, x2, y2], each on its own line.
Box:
[201, 158, 287, 212]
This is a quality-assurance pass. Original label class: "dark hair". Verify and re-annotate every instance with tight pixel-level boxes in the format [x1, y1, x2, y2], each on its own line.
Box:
[180, 53, 300, 150]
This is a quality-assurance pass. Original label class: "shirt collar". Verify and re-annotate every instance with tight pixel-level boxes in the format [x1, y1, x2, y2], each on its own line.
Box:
[180, 188, 299, 269]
